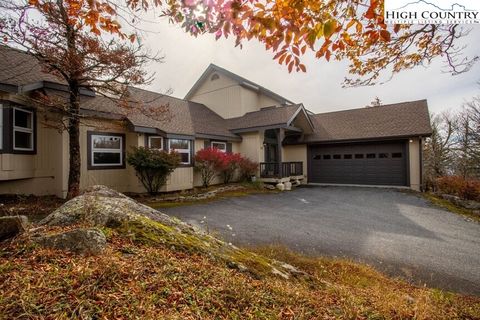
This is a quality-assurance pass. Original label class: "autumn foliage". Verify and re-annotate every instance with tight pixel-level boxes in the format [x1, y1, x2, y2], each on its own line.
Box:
[436, 176, 480, 201]
[194, 148, 257, 187]
[218, 152, 242, 184]
[6, 0, 473, 86]
[194, 148, 226, 187]
[162, 0, 476, 85]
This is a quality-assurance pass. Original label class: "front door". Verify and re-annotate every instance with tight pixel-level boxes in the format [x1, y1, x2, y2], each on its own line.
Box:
[265, 143, 278, 163]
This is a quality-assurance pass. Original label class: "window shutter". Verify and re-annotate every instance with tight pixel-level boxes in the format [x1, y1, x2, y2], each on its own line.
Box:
[163, 138, 168, 151]
[226, 142, 232, 153]
[204, 140, 210, 149]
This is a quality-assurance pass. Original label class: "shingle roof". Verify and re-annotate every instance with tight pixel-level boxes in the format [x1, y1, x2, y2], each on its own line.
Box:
[188, 102, 239, 139]
[0, 45, 63, 88]
[226, 105, 301, 130]
[124, 87, 195, 136]
[0, 45, 432, 142]
[303, 100, 432, 142]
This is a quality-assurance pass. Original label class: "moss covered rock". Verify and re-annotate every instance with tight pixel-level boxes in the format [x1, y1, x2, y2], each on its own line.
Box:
[39, 185, 304, 278]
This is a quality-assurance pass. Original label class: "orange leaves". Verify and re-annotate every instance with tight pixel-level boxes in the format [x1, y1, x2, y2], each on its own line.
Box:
[393, 24, 401, 34]
[379, 30, 391, 42]
[323, 20, 338, 39]
[273, 43, 306, 73]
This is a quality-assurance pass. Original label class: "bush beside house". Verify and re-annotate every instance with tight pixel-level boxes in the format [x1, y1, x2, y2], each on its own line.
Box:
[194, 148, 258, 188]
[127, 147, 181, 195]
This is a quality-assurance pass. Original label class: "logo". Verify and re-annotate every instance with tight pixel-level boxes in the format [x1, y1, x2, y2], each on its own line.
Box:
[385, 0, 480, 24]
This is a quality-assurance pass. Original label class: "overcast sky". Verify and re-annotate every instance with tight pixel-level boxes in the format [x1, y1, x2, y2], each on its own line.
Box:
[139, 20, 480, 115]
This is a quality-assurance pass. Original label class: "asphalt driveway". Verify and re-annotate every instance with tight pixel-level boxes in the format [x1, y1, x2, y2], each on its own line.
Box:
[162, 186, 480, 295]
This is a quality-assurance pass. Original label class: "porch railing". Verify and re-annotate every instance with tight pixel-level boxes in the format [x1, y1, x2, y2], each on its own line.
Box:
[260, 162, 303, 178]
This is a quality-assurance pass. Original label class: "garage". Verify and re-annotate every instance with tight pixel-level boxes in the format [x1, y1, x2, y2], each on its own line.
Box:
[308, 141, 408, 186]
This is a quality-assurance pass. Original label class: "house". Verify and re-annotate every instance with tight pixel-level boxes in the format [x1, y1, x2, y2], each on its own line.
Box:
[0, 46, 432, 198]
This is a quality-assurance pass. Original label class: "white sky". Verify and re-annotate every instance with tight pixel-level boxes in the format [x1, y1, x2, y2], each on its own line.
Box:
[138, 19, 480, 115]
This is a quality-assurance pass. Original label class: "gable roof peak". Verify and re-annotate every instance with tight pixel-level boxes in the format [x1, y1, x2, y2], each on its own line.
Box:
[185, 63, 295, 105]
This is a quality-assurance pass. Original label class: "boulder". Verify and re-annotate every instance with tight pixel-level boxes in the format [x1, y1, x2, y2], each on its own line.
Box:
[276, 183, 285, 191]
[35, 228, 106, 255]
[264, 184, 276, 190]
[40, 185, 181, 230]
[0, 215, 28, 241]
[284, 181, 292, 191]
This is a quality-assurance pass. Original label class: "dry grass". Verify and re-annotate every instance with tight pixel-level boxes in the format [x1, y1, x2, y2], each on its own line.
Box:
[0, 195, 65, 221]
[423, 193, 480, 222]
[1, 234, 478, 319]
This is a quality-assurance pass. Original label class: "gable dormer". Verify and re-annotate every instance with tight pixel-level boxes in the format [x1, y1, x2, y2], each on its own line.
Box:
[185, 64, 294, 119]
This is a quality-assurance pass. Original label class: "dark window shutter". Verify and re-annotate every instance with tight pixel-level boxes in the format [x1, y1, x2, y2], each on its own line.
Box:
[227, 142, 232, 153]
[163, 138, 169, 151]
[204, 140, 210, 149]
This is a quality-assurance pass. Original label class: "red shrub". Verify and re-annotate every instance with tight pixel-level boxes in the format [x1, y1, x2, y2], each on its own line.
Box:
[462, 180, 480, 202]
[436, 176, 480, 201]
[194, 148, 259, 186]
[194, 148, 224, 187]
[218, 152, 243, 184]
[238, 158, 259, 181]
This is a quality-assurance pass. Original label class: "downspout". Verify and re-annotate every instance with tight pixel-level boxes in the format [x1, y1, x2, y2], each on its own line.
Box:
[419, 136, 423, 192]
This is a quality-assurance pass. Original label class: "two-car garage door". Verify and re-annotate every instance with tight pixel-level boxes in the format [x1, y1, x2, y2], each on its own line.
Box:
[308, 141, 408, 186]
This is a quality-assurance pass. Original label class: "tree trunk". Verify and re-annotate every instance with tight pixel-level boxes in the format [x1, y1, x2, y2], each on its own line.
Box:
[58, 0, 81, 199]
[67, 84, 81, 199]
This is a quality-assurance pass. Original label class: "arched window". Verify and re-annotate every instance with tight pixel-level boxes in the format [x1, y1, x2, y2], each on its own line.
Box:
[210, 73, 219, 81]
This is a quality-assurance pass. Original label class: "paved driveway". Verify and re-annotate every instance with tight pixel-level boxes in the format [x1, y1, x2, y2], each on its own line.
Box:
[162, 186, 480, 295]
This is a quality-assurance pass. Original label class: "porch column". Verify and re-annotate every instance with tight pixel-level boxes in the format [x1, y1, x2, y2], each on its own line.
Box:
[277, 128, 285, 178]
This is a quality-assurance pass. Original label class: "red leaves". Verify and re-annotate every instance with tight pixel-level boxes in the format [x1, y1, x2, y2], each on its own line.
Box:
[379, 30, 391, 42]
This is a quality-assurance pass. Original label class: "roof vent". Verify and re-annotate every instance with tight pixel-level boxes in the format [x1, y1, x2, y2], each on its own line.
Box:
[210, 73, 220, 81]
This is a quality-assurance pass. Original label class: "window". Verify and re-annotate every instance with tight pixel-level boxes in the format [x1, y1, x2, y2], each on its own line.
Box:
[89, 133, 124, 168]
[343, 154, 352, 159]
[366, 153, 376, 159]
[13, 107, 34, 151]
[148, 136, 163, 150]
[392, 152, 403, 158]
[211, 141, 227, 152]
[333, 154, 341, 159]
[169, 139, 191, 164]
[313, 155, 322, 160]
[211, 73, 220, 81]
[379, 153, 389, 158]
[355, 154, 364, 159]
[323, 155, 331, 160]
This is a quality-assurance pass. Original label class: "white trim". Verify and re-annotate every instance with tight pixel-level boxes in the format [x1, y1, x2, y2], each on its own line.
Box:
[286, 104, 315, 130]
[211, 141, 227, 152]
[13, 107, 34, 151]
[169, 138, 191, 165]
[147, 135, 163, 150]
[90, 134, 123, 167]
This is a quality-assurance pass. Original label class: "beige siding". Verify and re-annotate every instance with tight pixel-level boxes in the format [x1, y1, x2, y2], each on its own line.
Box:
[408, 138, 422, 191]
[237, 132, 264, 165]
[283, 144, 308, 182]
[79, 121, 195, 194]
[0, 111, 66, 197]
[258, 94, 280, 108]
[191, 85, 243, 119]
[194, 72, 238, 95]
[189, 71, 287, 119]
[163, 167, 194, 192]
[79, 119, 144, 193]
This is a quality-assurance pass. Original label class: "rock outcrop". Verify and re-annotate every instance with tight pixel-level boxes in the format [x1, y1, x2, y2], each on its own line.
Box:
[35, 228, 107, 255]
[0, 215, 28, 241]
[38, 185, 304, 279]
